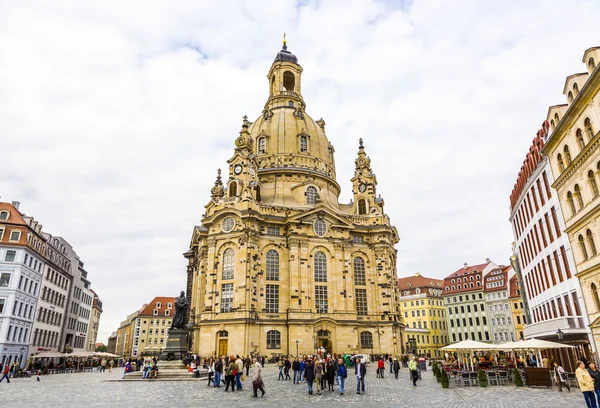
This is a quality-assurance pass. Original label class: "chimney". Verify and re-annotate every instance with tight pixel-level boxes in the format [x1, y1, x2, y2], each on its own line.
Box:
[415, 272, 421, 277]
[463, 263, 468, 268]
[11, 201, 20, 211]
[486, 258, 491, 263]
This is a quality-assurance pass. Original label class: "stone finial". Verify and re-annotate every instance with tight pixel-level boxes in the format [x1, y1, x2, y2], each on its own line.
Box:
[242, 115, 250, 128]
[211, 168, 224, 199]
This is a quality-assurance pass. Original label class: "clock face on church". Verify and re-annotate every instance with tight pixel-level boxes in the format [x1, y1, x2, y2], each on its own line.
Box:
[358, 183, 366, 193]
[234, 164, 243, 175]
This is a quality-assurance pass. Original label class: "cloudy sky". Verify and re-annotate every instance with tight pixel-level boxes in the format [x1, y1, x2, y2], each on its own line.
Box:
[1, 0, 599, 343]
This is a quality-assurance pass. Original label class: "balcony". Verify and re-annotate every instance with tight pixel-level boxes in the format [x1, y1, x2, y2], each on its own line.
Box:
[524, 316, 587, 339]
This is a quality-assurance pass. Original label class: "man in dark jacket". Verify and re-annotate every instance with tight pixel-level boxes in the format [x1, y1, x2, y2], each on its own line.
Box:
[355, 358, 367, 394]
[393, 358, 401, 379]
[292, 358, 301, 384]
[305, 359, 315, 395]
[588, 361, 600, 398]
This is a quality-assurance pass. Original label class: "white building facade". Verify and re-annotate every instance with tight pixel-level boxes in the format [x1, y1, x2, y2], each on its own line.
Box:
[484, 266, 517, 343]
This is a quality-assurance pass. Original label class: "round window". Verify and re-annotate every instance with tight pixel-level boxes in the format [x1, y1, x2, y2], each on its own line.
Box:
[314, 219, 327, 237]
[222, 217, 235, 233]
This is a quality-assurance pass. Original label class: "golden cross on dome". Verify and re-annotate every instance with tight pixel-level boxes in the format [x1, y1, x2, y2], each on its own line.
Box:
[283, 33, 287, 45]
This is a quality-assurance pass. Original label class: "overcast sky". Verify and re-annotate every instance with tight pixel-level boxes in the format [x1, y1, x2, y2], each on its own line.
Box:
[1, 0, 599, 344]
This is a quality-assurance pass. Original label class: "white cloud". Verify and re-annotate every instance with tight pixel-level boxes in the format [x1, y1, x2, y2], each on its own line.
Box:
[1, 0, 598, 344]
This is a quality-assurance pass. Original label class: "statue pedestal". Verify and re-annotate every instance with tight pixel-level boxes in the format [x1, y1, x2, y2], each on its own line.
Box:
[160, 329, 188, 361]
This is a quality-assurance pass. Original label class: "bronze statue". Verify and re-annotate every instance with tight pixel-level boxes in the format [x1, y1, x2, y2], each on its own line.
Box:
[170, 291, 189, 329]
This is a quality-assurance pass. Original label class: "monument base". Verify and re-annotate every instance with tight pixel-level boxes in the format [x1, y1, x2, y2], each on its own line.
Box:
[160, 328, 188, 361]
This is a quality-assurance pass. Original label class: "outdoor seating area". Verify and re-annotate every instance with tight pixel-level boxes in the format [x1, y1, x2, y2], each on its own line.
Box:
[29, 351, 119, 374]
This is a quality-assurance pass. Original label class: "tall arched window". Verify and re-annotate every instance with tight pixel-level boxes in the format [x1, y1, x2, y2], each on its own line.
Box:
[590, 58, 596, 71]
[574, 184, 584, 209]
[314, 251, 327, 282]
[360, 331, 373, 348]
[585, 118, 595, 141]
[266, 250, 279, 281]
[551, 119, 556, 129]
[589, 170, 599, 198]
[222, 248, 235, 280]
[579, 234, 589, 261]
[564, 145, 572, 164]
[588, 229, 597, 257]
[573, 83, 580, 96]
[270, 75, 275, 95]
[591, 283, 600, 311]
[306, 186, 317, 204]
[353, 257, 366, 285]
[283, 71, 295, 92]
[299, 135, 308, 153]
[255, 185, 261, 202]
[358, 199, 367, 215]
[576, 129, 586, 150]
[568, 91, 574, 103]
[229, 181, 237, 197]
[258, 137, 266, 154]
[266, 330, 281, 349]
[567, 192, 576, 216]
[557, 154, 565, 172]
[554, 113, 560, 125]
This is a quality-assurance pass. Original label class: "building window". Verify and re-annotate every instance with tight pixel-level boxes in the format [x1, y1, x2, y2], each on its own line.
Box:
[353, 257, 366, 285]
[589, 171, 600, 198]
[579, 234, 588, 260]
[221, 283, 234, 313]
[258, 137, 266, 154]
[592, 283, 600, 312]
[153, 310, 158, 316]
[567, 192, 576, 216]
[265, 284, 279, 313]
[355, 288, 368, 316]
[352, 235, 364, 244]
[577, 129, 586, 150]
[360, 331, 373, 349]
[266, 226, 280, 236]
[5, 250, 16, 262]
[299, 135, 308, 153]
[9, 231, 20, 242]
[156, 302, 161, 309]
[587, 229, 597, 257]
[564, 145, 572, 164]
[167, 303, 172, 309]
[358, 199, 367, 215]
[0, 211, 9, 221]
[315, 285, 328, 313]
[266, 330, 281, 349]
[574, 184, 584, 209]
[585, 118, 595, 141]
[314, 251, 327, 282]
[573, 83, 580, 96]
[314, 219, 327, 237]
[222, 248, 235, 280]
[590, 58, 596, 71]
[568, 91, 574, 103]
[165, 310, 170, 316]
[557, 154, 565, 172]
[0, 273, 9, 287]
[266, 250, 280, 281]
[306, 186, 318, 204]
[228, 181, 237, 198]
[222, 216, 235, 233]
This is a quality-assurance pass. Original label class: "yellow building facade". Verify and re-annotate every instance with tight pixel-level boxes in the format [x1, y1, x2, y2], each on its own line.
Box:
[542, 47, 600, 353]
[132, 297, 175, 357]
[398, 273, 448, 358]
[185, 40, 403, 358]
[508, 276, 525, 341]
[115, 309, 138, 358]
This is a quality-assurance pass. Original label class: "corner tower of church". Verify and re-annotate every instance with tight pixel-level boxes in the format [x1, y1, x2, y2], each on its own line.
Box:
[185, 39, 403, 358]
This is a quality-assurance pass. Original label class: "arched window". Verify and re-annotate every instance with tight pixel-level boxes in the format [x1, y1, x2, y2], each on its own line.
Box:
[551, 119, 556, 129]
[358, 199, 367, 215]
[360, 331, 373, 348]
[588, 229, 597, 257]
[229, 181, 237, 197]
[314, 251, 327, 282]
[580, 234, 589, 261]
[353, 257, 366, 285]
[258, 137, 266, 154]
[283, 71, 295, 92]
[585, 118, 595, 141]
[573, 83, 580, 96]
[255, 185, 261, 202]
[270, 75, 275, 95]
[591, 283, 600, 311]
[574, 184, 584, 209]
[299, 135, 308, 153]
[266, 330, 281, 349]
[576, 129, 586, 150]
[568, 91, 574, 103]
[222, 248, 235, 280]
[564, 145, 572, 164]
[218, 330, 228, 338]
[567, 192, 576, 216]
[590, 58, 596, 71]
[589, 170, 599, 198]
[554, 113, 560, 125]
[266, 250, 279, 281]
[306, 186, 317, 204]
[557, 154, 565, 172]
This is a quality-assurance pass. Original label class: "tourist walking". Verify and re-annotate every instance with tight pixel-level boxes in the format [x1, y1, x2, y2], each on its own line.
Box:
[336, 358, 347, 395]
[393, 358, 400, 379]
[299, 358, 306, 382]
[314, 359, 324, 395]
[554, 361, 570, 392]
[292, 358, 300, 384]
[225, 356, 237, 392]
[284, 357, 292, 381]
[377, 356, 385, 378]
[326, 359, 335, 391]
[100, 359, 106, 373]
[108, 359, 114, 373]
[0, 364, 10, 384]
[235, 355, 244, 390]
[207, 359, 214, 386]
[589, 362, 600, 402]
[356, 357, 366, 394]
[277, 358, 284, 380]
[244, 356, 251, 376]
[409, 356, 418, 386]
[576, 361, 597, 408]
[214, 358, 223, 388]
[389, 355, 393, 374]
[251, 358, 265, 397]
[305, 359, 315, 395]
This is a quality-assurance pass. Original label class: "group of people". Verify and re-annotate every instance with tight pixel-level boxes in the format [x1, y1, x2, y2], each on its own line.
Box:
[576, 359, 600, 408]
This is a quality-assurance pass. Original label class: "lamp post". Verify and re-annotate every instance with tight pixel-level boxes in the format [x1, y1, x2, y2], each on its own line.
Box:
[295, 340, 299, 358]
[556, 328, 564, 341]
[20, 346, 25, 368]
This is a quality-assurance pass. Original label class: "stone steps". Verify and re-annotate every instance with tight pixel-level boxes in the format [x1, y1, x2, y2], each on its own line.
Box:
[122, 368, 208, 381]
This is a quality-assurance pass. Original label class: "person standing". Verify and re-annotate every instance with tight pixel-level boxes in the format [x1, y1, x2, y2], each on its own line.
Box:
[284, 357, 292, 381]
[389, 355, 393, 374]
[554, 361, 570, 392]
[409, 356, 418, 386]
[245, 356, 251, 376]
[235, 355, 244, 390]
[314, 359, 323, 395]
[251, 358, 265, 397]
[325, 359, 335, 391]
[336, 358, 347, 395]
[589, 362, 600, 402]
[213, 358, 222, 388]
[576, 361, 597, 408]
[225, 356, 236, 392]
[100, 359, 106, 373]
[305, 359, 315, 395]
[292, 358, 300, 384]
[277, 358, 284, 381]
[542, 355, 549, 369]
[108, 359, 114, 373]
[393, 358, 400, 379]
[356, 358, 366, 394]
[0, 364, 10, 383]
[299, 358, 306, 383]
[206, 358, 214, 386]
[377, 356, 385, 378]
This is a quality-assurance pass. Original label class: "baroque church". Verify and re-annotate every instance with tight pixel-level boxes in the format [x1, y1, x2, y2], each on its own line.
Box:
[184, 39, 404, 358]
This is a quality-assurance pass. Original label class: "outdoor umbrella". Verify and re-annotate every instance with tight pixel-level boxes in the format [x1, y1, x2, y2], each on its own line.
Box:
[441, 340, 498, 371]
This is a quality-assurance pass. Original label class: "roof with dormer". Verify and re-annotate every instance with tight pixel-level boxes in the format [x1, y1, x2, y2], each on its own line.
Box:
[138, 296, 177, 318]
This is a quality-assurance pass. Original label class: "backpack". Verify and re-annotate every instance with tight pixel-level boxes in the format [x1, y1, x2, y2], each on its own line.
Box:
[232, 365, 237, 376]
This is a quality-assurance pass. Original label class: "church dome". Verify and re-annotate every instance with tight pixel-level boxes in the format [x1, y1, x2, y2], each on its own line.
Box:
[273, 43, 298, 64]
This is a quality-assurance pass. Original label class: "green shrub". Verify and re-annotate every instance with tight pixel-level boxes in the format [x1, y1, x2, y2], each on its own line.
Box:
[478, 369, 488, 387]
[441, 368, 450, 388]
[513, 368, 523, 387]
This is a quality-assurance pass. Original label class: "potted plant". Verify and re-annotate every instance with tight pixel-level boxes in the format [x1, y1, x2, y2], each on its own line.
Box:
[513, 368, 524, 387]
[478, 369, 488, 387]
[441, 368, 450, 388]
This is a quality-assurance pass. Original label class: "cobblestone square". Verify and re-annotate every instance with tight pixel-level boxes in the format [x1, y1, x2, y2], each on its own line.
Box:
[0, 366, 589, 407]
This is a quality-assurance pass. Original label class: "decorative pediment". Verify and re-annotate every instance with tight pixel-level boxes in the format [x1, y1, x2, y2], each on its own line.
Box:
[287, 205, 355, 229]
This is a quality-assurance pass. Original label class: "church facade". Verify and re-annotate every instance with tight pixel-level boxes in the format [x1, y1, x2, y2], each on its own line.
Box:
[184, 41, 404, 358]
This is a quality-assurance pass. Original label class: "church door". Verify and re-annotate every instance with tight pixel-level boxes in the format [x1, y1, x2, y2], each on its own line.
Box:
[218, 339, 228, 356]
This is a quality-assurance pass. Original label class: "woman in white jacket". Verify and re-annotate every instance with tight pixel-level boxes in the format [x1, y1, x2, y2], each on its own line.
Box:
[252, 358, 265, 397]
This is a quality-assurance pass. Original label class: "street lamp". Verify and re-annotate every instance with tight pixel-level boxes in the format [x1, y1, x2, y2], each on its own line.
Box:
[557, 328, 564, 341]
[295, 340, 299, 358]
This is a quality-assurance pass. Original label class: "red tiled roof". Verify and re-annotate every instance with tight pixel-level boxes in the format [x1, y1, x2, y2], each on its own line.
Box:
[398, 273, 444, 296]
[483, 268, 508, 292]
[442, 263, 487, 295]
[138, 296, 177, 317]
